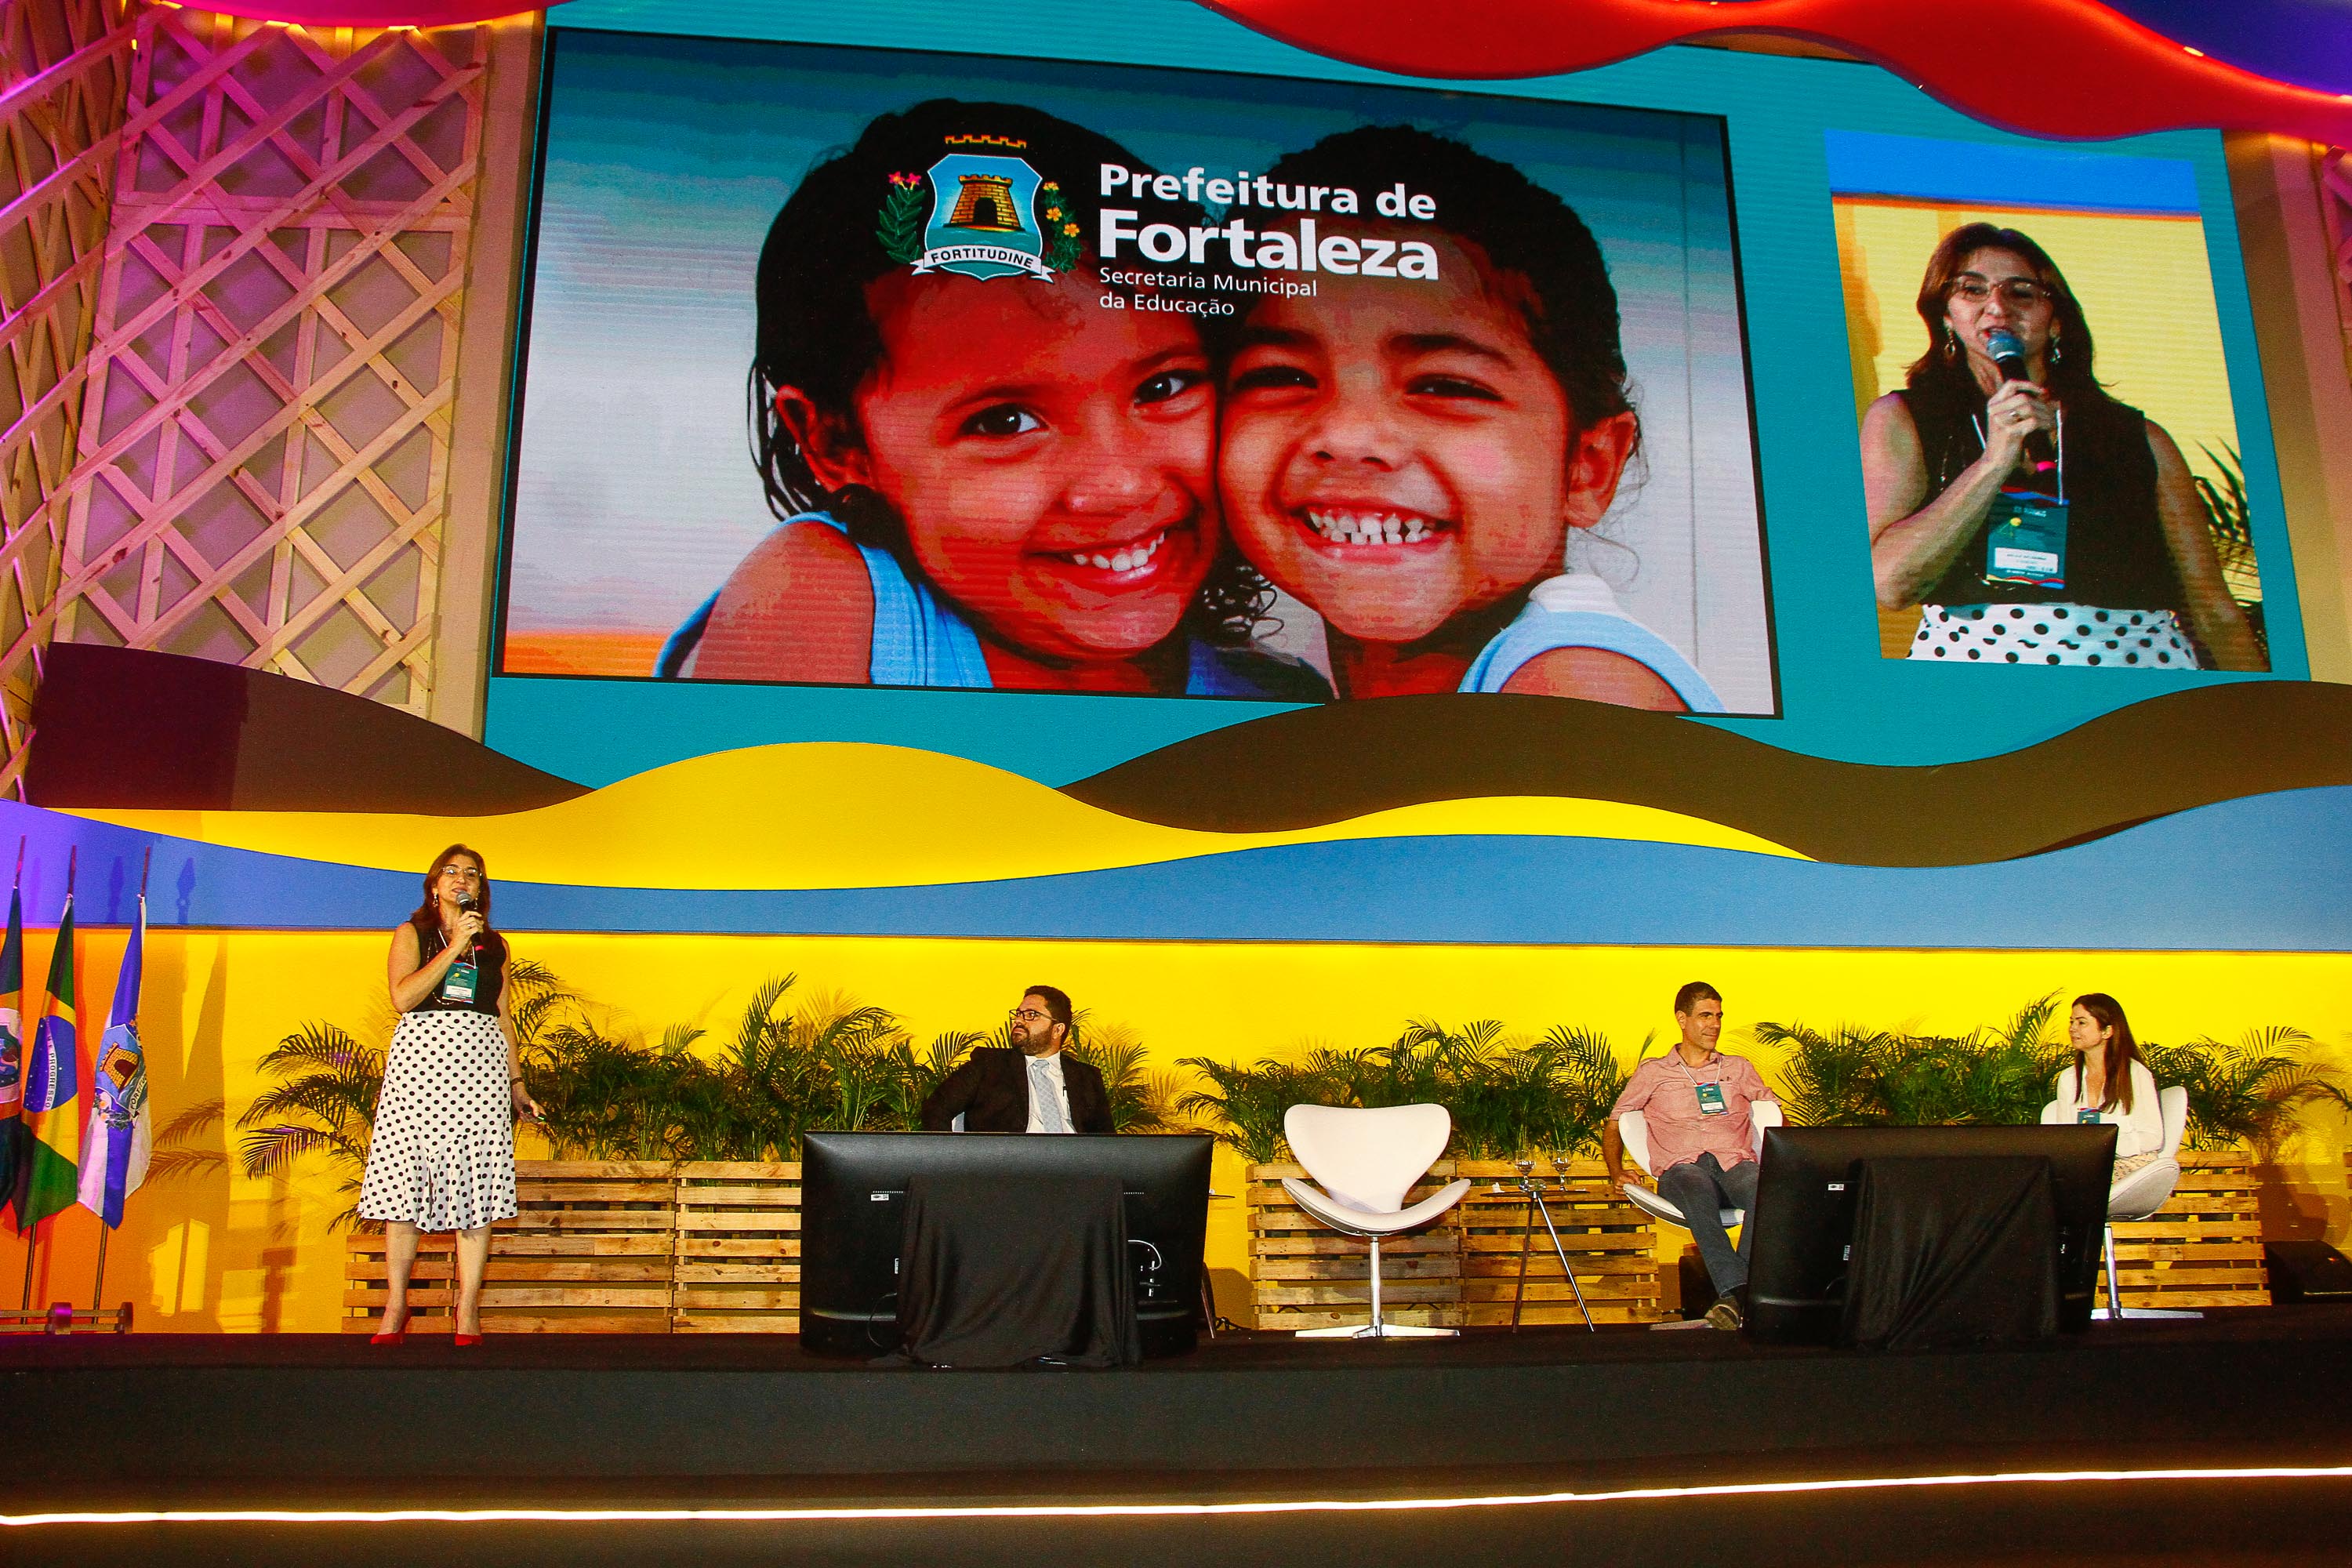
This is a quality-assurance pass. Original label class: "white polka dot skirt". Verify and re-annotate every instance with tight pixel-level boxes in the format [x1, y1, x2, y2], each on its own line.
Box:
[358, 1009, 518, 1232]
[1907, 604, 2201, 668]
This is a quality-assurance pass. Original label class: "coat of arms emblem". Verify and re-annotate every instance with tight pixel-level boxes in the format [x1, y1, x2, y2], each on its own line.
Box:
[877, 135, 1081, 280]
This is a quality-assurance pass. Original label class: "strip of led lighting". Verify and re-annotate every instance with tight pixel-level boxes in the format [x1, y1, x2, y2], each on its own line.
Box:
[7, 1465, 2351, 1527]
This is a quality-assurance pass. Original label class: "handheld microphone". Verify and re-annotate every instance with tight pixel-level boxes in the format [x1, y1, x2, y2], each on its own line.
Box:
[1985, 328, 2056, 480]
[455, 889, 478, 959]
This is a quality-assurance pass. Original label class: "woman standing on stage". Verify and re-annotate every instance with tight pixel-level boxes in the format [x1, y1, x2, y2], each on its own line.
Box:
[358, 844, 538, 1344]
[2054, 993, 2165, 1181]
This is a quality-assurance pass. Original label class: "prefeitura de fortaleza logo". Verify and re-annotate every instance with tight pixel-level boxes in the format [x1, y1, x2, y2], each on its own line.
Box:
[875, 133, 1081, 281]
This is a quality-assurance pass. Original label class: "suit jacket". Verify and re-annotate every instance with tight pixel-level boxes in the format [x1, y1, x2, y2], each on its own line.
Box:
[920, 1047, 1114, 1134]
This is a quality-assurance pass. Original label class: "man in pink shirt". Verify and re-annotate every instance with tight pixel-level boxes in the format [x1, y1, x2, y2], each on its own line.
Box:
[1602, 982, 1777, 1330]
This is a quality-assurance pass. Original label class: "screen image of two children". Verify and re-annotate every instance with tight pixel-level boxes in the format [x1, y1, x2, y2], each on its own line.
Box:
[651, 100, 1747, 713]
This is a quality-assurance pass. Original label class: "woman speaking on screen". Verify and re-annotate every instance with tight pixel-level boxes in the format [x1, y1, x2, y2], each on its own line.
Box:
[357, 844, 539, 1345]
[1861, 223, 2263, 671]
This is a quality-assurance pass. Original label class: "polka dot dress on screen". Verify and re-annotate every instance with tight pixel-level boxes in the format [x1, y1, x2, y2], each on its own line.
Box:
[358, 1008, 519, 1232]
[1907, 604, 2201, 668]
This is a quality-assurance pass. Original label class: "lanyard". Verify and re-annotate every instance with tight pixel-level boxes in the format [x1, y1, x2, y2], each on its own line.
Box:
[1672, 1052, 1722, 1091]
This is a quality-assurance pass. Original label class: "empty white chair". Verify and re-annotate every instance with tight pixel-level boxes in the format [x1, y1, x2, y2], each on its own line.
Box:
[1281, 1103, 1473, 1339]
[2042, 1083, 2194, 1321]
[1617, 1101, 1783, 1232]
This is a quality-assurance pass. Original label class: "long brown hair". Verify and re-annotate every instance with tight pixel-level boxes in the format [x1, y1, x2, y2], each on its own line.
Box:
[2072, 992, 2143, 1115]
[408, 843, 492, 933]
[1906, 222, 2105, 405]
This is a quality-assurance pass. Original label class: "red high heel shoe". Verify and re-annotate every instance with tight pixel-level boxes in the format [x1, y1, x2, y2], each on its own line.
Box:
[453, 1330, 482, 1347]
[369, 1318, 408, 1345]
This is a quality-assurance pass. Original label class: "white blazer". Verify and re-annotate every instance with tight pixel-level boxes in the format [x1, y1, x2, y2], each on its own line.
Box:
[2050, 1058, 2165, 1159]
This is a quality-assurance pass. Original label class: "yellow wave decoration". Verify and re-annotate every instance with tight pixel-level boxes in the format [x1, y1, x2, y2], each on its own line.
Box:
[82, 742, 1807, 891]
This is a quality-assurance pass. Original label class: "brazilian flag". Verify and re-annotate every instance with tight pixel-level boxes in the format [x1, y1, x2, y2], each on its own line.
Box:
[13, 891, 77, 1232]
[0, 886, 20, 1222]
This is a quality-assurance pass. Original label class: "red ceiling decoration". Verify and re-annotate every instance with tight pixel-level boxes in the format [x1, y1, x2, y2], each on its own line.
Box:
[175, 0, 2352, 147]
[1200, 0, 2352, 145]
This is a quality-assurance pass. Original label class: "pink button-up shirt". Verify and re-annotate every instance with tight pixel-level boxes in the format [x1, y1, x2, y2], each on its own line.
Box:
[1612, 1051, 1776, 1174]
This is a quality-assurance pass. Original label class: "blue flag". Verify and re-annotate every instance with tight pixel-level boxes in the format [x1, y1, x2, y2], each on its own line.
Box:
[78, 891, 147, 1229]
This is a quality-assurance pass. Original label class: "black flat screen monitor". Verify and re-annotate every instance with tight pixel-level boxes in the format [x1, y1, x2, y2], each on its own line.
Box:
[1744, 1124, 2118, 1345]
[800, 1131, 1213, 1359]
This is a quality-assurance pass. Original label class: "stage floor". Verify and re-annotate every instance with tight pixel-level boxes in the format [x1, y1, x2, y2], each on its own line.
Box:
[6, 1308, 2352, 1565]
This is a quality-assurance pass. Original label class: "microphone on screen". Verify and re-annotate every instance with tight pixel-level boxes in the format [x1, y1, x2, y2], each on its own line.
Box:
[1984, 328, 2056, 479]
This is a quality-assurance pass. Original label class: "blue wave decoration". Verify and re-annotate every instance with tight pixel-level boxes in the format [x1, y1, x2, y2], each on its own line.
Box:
[5, 786, 2347, 950]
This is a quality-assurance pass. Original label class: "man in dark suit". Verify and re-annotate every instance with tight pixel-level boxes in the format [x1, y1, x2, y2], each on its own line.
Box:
[920, 985, 1114, 1134]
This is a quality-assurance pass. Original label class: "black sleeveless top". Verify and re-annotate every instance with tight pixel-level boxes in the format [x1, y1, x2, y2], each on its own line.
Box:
[407, 915, 506, 1016]
[1899, 379, 2185, 613]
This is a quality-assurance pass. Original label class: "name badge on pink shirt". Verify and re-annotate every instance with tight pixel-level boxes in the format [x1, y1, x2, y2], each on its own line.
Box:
[1695, 1082, 1728, 1116]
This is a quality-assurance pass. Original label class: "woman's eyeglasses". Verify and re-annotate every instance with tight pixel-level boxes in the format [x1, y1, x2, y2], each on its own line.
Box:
[1948, 276, 2052, 307]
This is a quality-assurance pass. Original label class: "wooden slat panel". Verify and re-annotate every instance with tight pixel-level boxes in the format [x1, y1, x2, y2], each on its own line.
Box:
[516, 1181, 676, 1204]
[675, 1184, 803, 1207]
[673, 1287, 800, 1310]
[675, 1210, 801, 1232]
[1254, 1257, 1462, 1282]
[674, 1261, 800, 1283]
[678, 1237, 802, 1259]
[1247, 1234, 1457, 1258]
[1246, 1157, 1661, 1329]
[673, 1315, 805, 1334]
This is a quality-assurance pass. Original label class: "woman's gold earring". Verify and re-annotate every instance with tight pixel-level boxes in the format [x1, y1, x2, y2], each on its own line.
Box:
[1944, 325, 1959, 356]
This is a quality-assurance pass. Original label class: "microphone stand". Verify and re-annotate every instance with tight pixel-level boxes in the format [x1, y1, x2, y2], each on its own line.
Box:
[1494, 1155, 1595, 1333]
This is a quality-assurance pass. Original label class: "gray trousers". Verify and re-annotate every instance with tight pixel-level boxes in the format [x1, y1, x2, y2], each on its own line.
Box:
[1658, 1152, 1759, 1296]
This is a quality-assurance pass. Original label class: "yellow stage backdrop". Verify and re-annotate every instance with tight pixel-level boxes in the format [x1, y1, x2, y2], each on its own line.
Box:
[5, 927, 2345, 1331]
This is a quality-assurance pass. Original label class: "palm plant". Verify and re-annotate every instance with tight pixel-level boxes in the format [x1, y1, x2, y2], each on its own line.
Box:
[1756, 994, 2063, 1128]
[2140, 1027, 2350, 1154]
[530, 1015, 695, 1160]
[1067, 1018, 1190, 1134]
[1175, 1057, 1335, 1163]
[812, 1004, 913, 1134]
[880, 1030, 982, 1131]
[235, 1022, 384, 1228]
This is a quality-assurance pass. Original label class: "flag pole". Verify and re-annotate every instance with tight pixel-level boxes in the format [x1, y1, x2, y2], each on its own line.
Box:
[89, 851, 148, 1313]
[22, 848, 75, 1312]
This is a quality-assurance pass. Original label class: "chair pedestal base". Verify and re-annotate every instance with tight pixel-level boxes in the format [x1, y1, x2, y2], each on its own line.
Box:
[1294, 1322, 1461, 1339]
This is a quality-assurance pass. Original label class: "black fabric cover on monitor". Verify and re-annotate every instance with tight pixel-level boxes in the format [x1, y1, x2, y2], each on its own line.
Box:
[1838, 1155, 2061, 1350]
[1745, 1124, 2115, 1345]
[895, 1172, 1139, 1367]
[800, 1131, 1211, 1359]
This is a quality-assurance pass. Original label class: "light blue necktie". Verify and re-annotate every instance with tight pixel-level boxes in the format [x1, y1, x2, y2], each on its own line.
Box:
[1029, 1056, 1069, 1133]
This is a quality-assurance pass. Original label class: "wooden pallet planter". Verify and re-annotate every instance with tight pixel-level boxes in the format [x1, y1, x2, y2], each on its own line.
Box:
[1452, 1160, 1667, 1327]
[2099, 1151, 2270, 1311]
[673, 1162, 801, 1334]
[343, 1162, 678, 1333]
[1246, 1162, 1464, 1331]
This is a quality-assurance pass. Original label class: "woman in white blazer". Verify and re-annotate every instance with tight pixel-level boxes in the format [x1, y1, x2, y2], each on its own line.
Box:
[2053, 993, 2165, 1181]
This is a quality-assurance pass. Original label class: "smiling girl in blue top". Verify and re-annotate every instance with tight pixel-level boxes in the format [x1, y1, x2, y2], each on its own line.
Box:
[1214, 126, 1722, 710]
[662, 101, 1324, 702]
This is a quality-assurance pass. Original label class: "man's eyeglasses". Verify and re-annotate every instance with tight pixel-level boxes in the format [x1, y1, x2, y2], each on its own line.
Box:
[1008, 1007, 1054, 1024]
[1948, 276, 2052, 307]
